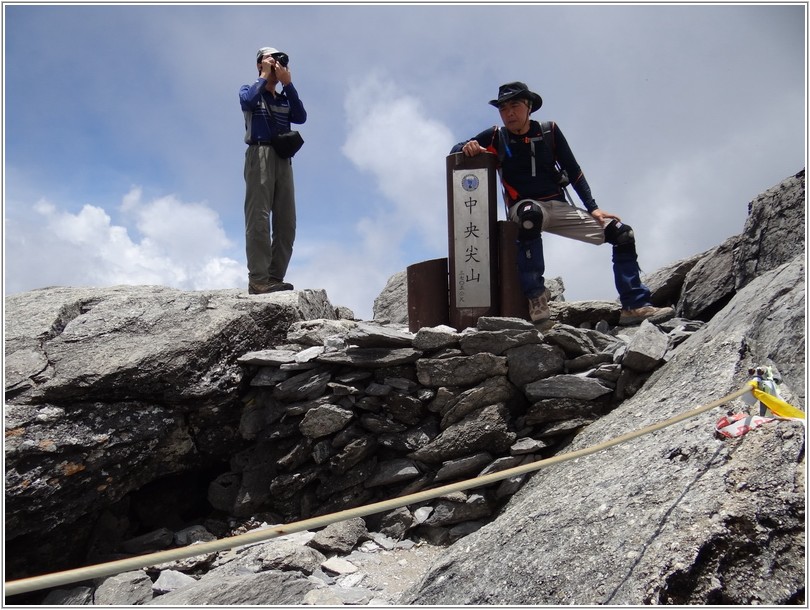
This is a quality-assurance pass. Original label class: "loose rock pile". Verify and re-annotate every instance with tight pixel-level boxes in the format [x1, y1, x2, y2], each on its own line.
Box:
[43, 518, 442, 606]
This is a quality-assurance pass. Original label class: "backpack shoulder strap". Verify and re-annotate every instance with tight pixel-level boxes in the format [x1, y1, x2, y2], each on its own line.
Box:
[492, 126, 515, 214]
[540, 120, 575, 206]
[495, 125, 512, 163]
[540, 121, 555, 158]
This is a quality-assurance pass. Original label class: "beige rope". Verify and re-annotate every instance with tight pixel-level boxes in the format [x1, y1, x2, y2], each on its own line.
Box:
[4, 385, 752, 597]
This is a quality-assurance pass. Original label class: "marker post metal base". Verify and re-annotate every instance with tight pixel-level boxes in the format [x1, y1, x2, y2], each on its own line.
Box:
[407, 258, 449, 332]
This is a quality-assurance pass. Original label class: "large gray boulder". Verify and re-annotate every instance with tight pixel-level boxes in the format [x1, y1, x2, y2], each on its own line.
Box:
[733, 169, 805, 289]
[372, 270, 408, 324]
[4, 286, 339, 573]
[147, 569, 318, 605]
[676, 236, 738, 320]
[5, 285, 338, 403]
[670, 169, 805, 321]
[403, 257, 805, 605]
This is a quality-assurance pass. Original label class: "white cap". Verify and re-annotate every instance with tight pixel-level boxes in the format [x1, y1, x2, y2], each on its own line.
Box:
[256, 47, 279, 62]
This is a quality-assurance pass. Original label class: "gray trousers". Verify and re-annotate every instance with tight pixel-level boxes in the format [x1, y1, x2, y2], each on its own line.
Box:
[507, 198, 651, 309]
[243, 144, 296, 284]
[508, 198, 605, 244]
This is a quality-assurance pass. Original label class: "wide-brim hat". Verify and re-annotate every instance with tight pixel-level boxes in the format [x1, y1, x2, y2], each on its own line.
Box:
[488, 82, 543, 113]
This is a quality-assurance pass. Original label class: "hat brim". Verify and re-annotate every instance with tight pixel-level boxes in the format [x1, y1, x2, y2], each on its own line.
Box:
[256, 47, 280, 62]
[489, 91, 543, 113]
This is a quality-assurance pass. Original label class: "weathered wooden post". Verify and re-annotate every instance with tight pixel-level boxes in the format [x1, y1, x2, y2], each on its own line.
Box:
[446, 152, 499, 329]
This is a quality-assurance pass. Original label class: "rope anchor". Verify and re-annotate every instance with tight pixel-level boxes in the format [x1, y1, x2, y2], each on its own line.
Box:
[716, 367, 805, 438]
[744, 366, 804, 420]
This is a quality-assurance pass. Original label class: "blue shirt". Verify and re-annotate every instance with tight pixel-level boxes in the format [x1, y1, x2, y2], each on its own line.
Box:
[239, 79, 307, 144]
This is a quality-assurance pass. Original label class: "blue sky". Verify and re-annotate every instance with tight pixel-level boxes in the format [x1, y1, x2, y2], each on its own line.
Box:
[3, 3, 806, 320]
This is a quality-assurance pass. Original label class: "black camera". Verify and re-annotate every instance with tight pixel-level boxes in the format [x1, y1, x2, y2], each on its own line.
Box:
[270, 52, 289, 68]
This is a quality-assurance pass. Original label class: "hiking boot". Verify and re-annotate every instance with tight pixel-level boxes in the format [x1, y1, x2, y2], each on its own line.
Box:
[248, 281, 268, 295]
[619, 304, 675, 326]
[248, 279, 294, 294]
[528, 290, 550, 323]
[268, 279, 294, 292]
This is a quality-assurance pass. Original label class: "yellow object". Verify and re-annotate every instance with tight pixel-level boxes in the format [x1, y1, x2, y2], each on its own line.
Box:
[749, 381, 806, 420]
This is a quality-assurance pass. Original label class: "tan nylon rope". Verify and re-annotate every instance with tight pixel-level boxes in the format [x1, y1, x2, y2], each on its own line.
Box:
[4, 385, 752, 597]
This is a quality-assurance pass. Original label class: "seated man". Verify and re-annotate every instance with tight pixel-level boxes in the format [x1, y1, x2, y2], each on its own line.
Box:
[451, 81, 673, 326]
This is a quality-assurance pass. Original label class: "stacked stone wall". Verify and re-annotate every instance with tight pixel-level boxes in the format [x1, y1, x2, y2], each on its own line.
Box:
[220, 315, 700, 542]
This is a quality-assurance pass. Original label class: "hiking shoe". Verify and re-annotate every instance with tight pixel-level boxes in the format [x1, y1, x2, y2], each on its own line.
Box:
[268, 279, 294, 292]
[248, 280, 294, 294]
[619, 305, 675, 326]
[248, 281, 268, 295]
[528, 290, 550, 323]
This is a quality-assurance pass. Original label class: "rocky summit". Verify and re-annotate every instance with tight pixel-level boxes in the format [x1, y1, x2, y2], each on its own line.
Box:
[3, 169, 806, 605]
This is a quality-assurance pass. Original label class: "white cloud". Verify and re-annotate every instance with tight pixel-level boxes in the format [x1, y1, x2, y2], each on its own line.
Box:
[287, 238, 394, 319]
[5, 188, 244, 294]
[342, 75, 455, 252]
[123, 188, 236, 266]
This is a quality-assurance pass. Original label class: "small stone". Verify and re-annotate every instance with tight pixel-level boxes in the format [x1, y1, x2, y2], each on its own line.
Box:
[321, 557, 358, 575]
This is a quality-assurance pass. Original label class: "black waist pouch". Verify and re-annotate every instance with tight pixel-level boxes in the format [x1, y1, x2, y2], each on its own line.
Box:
[271, 131, 305, 159]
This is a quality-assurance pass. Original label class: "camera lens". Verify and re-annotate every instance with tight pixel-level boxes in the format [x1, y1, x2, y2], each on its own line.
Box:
[272, 53, 289, 67]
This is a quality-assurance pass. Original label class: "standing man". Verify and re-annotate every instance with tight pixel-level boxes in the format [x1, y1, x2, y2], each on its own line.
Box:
[451, 82, 673, 326]
[239, 46, 307, 294]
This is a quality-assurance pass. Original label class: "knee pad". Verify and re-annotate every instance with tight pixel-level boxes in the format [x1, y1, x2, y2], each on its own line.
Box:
[604, 220, 637, 257]
[516, 201, 543, 241]
[604, 220, 635, 246]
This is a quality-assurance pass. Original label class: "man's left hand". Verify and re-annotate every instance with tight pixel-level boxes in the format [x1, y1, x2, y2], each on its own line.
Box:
[591, 209, 621, 226]
[275, 63, 292, 86]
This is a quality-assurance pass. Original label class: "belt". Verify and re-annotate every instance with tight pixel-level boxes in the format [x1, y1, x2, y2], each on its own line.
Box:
[249, 141, 273, 146]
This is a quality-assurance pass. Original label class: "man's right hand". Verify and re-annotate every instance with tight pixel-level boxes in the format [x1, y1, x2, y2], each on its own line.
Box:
[462, 140, 485, 157]
[259, 56, 276, 80]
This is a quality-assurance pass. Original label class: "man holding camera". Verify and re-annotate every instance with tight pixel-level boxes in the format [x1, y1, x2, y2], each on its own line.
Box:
[451, 81, 673, 326]
[239, 46, 307, 294]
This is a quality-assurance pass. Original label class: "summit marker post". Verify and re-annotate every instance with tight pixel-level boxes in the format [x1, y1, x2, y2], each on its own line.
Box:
[446, 152, 499, 329]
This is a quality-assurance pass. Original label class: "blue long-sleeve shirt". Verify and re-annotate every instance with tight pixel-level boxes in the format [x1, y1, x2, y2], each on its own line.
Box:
[239, 79, 307, 144]
[451, 120, 597, 212]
